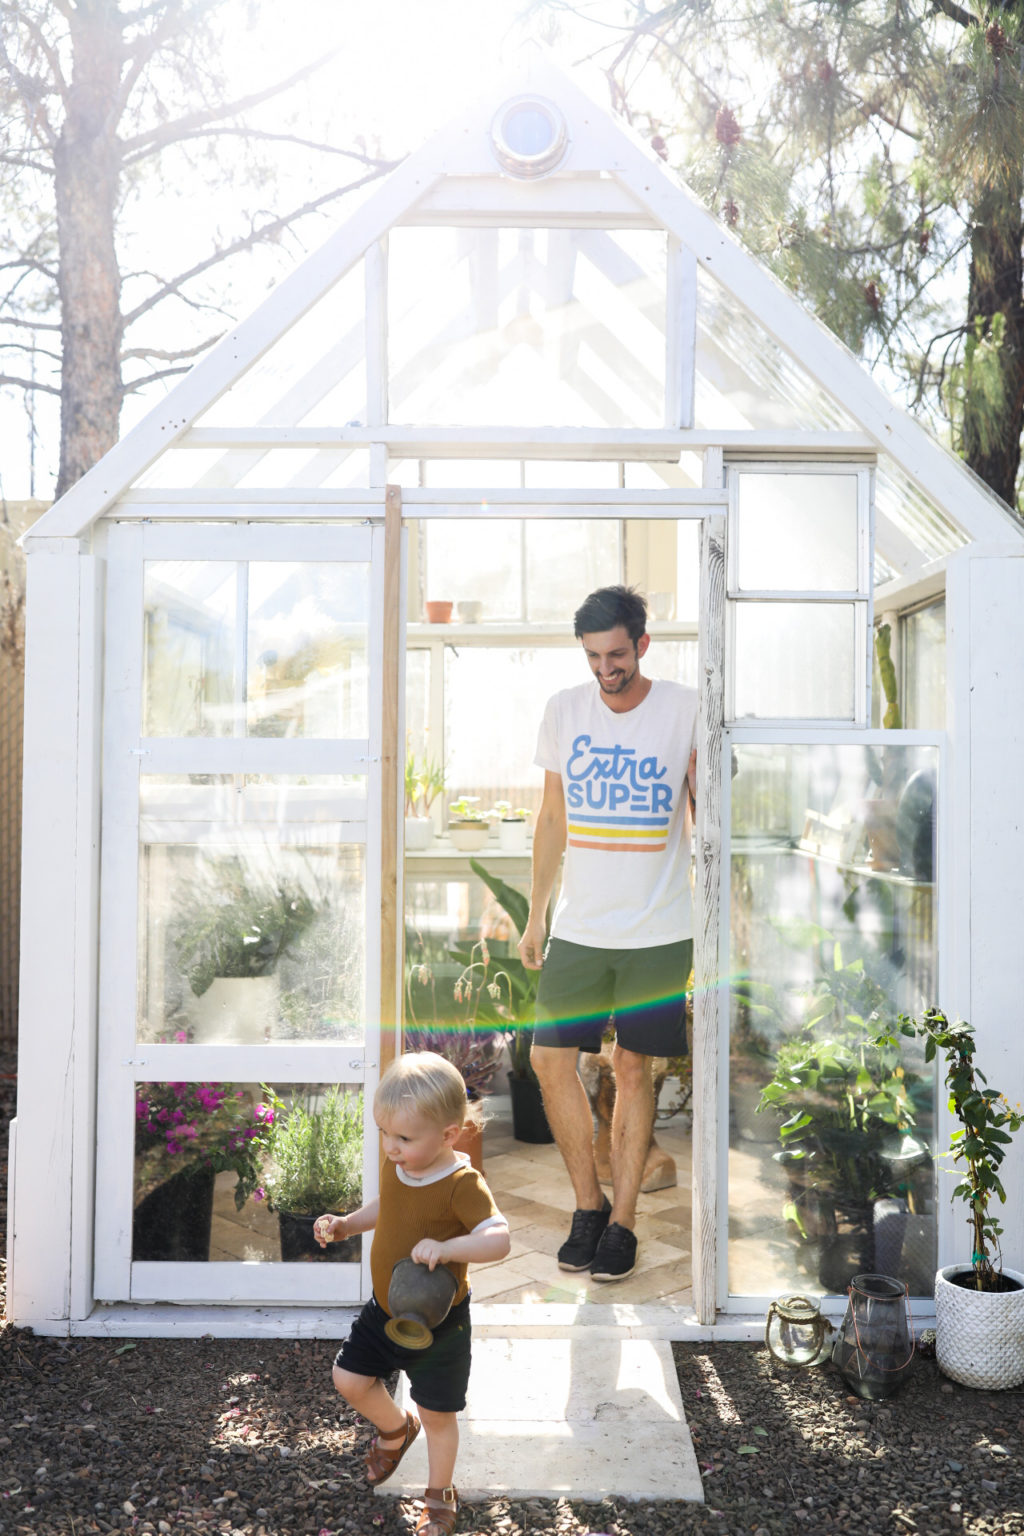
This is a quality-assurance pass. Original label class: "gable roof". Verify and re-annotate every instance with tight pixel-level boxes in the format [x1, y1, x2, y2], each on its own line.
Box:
[28, 49, 1024, 555]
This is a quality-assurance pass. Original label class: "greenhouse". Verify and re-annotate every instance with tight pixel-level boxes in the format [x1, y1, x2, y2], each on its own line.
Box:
[9, 54, 1024, 1336]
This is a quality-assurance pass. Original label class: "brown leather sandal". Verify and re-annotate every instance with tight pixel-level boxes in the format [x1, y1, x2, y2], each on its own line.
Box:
[365, 1410, 420, 1486]
[415, 1483, 459, 1535]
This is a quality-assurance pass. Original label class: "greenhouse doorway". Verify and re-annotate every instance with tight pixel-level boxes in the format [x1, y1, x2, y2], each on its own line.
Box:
[400, 502, 722, 1313]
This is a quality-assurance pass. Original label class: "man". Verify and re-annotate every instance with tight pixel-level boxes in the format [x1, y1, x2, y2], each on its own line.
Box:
[518, 585, 698, 1282]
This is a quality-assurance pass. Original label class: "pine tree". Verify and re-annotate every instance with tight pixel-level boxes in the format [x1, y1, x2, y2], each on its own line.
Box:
[540, 0, 1024, 509]
[0, 1, 394, 497]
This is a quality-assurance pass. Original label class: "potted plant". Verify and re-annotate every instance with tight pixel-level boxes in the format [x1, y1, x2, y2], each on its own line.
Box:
[446, 794, 492, 852]
[892, 1008, 1024, 1389]
[758, 937, 930, 1292]
[133, 1078, 276, 1261]
[489, 801, 532, 853]
[465, 858, 552, 1143]
[405, 748, 445, 851]
[172, 870, 316, 1044]
[258, 1087, 364, 1262]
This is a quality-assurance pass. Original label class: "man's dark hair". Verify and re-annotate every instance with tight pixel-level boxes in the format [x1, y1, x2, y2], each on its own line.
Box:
[573, 585, 648, 643]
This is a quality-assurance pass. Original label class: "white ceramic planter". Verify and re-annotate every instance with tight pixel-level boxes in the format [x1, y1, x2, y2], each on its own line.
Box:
[189, 974, 280, 1045]
[404, 816, 434, 850]
[448, 821, 489, 852]
[498, 818, 528, 852]
[934, 1263, 1024, 1389]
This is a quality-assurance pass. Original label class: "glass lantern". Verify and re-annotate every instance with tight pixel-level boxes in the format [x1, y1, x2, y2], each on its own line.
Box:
[764, 1294, 835, 1367]
[831, 1273, 915, 1400]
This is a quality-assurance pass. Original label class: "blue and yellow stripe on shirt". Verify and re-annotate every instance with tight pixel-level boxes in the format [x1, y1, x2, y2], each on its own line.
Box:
[567, 812, 670, 853]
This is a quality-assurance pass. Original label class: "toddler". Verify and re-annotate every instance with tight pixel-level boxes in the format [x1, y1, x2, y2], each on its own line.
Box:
[317, 1051, 510, 1535]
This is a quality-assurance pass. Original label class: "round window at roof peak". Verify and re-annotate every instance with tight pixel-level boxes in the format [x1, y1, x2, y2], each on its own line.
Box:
[490, 96, 569, 179]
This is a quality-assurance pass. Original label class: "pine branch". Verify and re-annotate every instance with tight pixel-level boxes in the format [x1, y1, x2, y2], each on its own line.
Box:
[0, 152, 54, 173]
[0, 372, 60, 396]
[121, 333, 224, 363]
[0, 315, 61, 333]
[0, 1, 70, 102]
[122, 362, 200, 392]
[119, 46, 346, 161]
[114, 0, 223, 122]
[121, 165, 392, 328]
[123, 127, 394, 171]
[931, 0, 978, 28]
[0, 340, 62, 363]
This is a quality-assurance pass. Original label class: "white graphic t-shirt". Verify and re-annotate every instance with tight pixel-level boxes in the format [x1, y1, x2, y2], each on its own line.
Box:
[534, 678, 699, 948]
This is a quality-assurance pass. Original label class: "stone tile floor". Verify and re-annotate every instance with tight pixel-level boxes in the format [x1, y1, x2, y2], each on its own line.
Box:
[208, 1091, 695, 1306]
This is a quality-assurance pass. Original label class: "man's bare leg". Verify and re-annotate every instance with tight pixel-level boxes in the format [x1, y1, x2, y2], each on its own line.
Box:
[531, 1044, 603, 1209]
[607, 1044, 656, 1231]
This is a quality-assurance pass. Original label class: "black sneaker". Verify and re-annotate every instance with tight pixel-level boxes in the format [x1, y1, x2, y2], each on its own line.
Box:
[590, 1221, 638, 1282]
[556, 1196, 612, 1271]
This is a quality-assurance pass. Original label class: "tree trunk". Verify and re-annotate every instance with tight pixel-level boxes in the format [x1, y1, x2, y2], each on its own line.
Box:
[53, 2, 124, 499]
[962, 178, 1024, 509]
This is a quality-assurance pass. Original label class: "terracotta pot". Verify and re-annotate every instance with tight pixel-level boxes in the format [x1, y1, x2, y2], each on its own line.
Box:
[425, 600, 453, 623]
[454, 1118, 483, 1171]
[385, 1257, 457, 1349]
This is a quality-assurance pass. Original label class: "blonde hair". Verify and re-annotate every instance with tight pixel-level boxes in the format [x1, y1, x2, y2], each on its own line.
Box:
[374, 1051, 469, 1130]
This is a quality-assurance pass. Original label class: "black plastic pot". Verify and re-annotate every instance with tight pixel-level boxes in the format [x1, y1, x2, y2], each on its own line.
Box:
[277, 1210, 360, 1263]
[132, 1165, 215, 1262]
[507, 1071, 554, 1144]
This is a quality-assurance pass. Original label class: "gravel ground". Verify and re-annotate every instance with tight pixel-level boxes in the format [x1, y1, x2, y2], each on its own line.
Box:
[3, 1058, 1024, 1536]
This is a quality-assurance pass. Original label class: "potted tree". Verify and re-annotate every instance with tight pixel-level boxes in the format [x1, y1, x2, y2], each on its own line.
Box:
[892, 1008, 1024, 1389]
[259, 1087, 364, 1262]
[172, 870, 316, 1044]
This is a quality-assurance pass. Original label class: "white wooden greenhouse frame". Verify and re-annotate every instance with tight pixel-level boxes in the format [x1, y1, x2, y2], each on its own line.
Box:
[10, 53, 1024, 1338]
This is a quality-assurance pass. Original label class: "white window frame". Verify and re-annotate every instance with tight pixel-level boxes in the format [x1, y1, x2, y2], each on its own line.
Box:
[93, 520, 385, 1305]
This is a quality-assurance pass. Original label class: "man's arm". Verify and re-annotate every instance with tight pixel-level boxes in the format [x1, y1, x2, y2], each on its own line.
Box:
[517, 769, 566, 970]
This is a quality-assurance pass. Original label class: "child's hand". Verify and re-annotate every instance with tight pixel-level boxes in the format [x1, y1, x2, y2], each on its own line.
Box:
[314, 1214, 346, 1247]
[411, 1238, 448, 1270]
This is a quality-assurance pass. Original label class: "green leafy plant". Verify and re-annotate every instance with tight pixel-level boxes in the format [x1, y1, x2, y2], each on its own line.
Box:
[173, 871, 317, 997]
[890, 1008, 1024, 1292]
[405, 748, 446, 816]
[489, 801, 532, 822]
[448, 794, 491, 823]
[466, 858, 539, 1081]
[259, 1087, 363, 1216]
[758, 930, 927, 1216]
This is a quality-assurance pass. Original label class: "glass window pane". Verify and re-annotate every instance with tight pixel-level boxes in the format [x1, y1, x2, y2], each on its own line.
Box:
[735, 473, 860, 591]
[903, 601, 946, 730]
[144, 561, 369, 738]
[443, 646, 585, 814]
[525, 521, 620, 623]
[733, 603, 856, 720]
[133, 1081, 364, 1264]
[137, 844, 365, 1046]
[422, 520, 522, 622]
[144, 562, 237, 737]
[248, 562, 368, 738]
[728, 742, 938, 1299]
[389, 227, 667, 428]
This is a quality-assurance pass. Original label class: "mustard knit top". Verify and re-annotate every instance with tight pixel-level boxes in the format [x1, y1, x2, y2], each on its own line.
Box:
[371, 1155, 502, 1314]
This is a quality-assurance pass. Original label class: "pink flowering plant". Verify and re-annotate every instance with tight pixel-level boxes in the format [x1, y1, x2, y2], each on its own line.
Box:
[134, 1080, 276, 1210]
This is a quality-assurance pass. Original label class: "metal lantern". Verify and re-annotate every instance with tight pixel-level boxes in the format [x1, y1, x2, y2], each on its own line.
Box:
[831, 1272, 915, 1400]
[765, 1294, 835, 1367]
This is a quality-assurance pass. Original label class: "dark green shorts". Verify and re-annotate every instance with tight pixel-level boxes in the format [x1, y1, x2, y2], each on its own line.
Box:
[534, 936, 692, 1056]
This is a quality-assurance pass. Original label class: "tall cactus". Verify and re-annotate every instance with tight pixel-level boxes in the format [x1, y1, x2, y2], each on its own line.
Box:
[875, 623, 902, 729]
